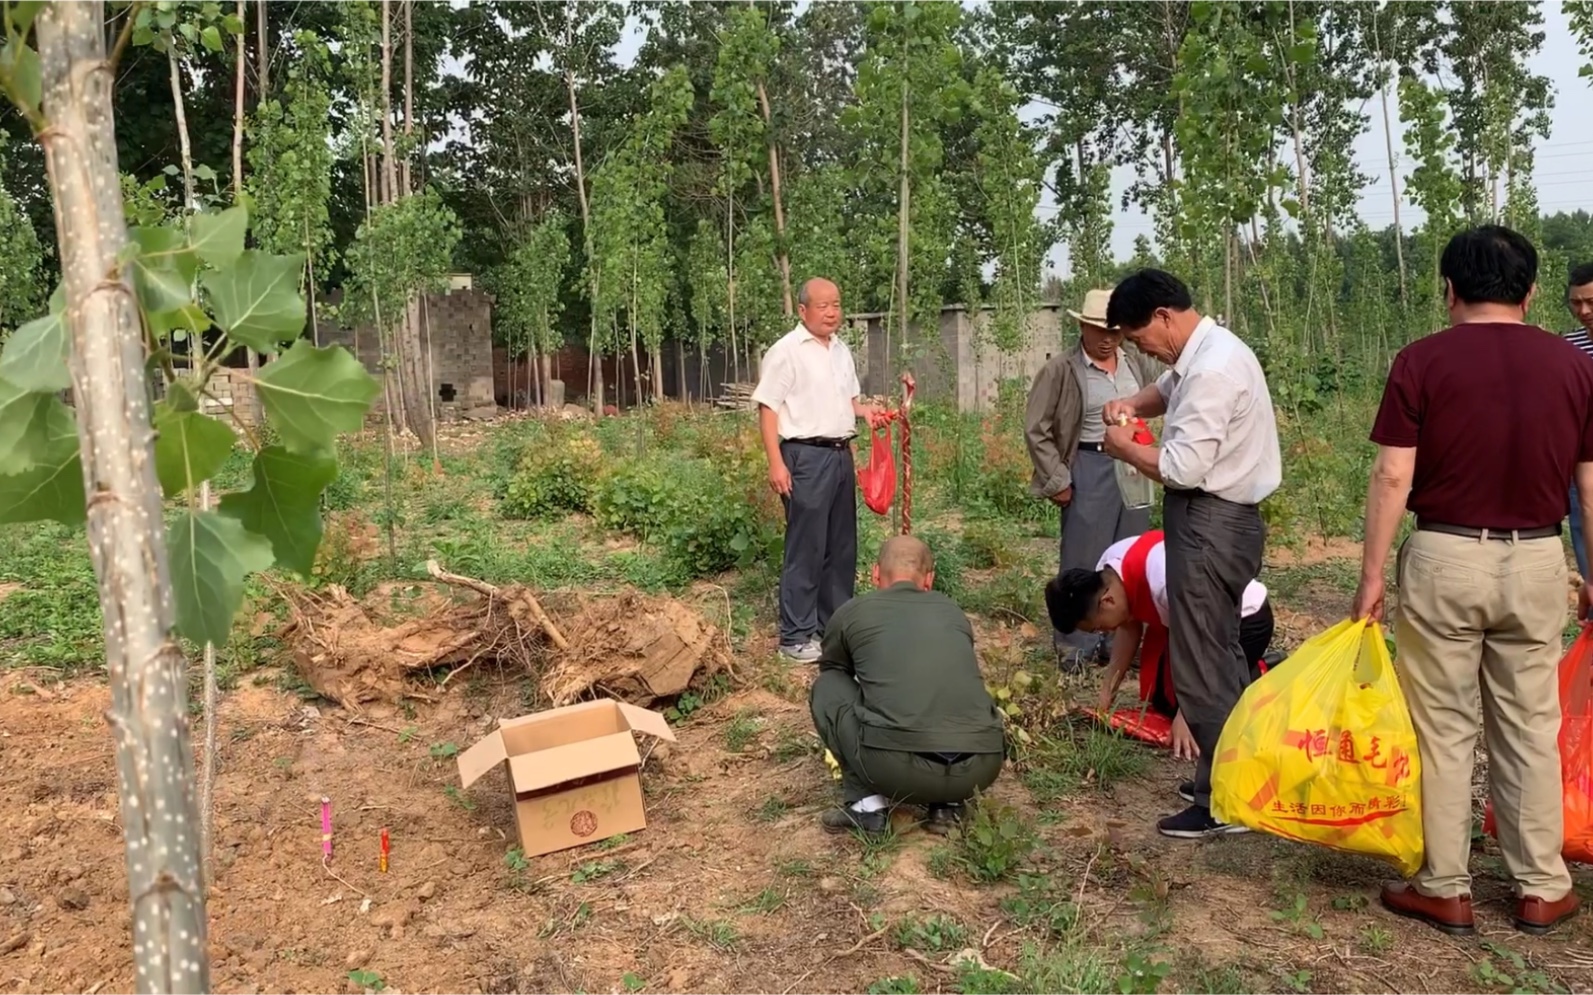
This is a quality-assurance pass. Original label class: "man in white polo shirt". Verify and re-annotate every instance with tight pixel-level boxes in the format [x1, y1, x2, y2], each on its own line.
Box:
[753, 278, 886, 661]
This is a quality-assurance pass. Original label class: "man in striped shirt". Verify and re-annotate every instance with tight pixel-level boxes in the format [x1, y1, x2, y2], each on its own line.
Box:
[1566, 263, 1593, 578]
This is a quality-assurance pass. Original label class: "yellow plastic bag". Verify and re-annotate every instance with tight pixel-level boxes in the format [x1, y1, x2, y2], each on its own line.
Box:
[1211, 618, 1423, 876]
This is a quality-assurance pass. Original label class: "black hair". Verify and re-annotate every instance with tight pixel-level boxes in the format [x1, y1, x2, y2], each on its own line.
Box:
[1044, 568, 1106, 635]
[1439, 225, 1537, 307]
[1106, 269, 1194, 331]
[1570, 262, 1593, 290]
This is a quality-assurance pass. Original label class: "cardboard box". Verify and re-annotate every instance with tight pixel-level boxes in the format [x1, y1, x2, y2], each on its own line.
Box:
[456, 698, 676, 857]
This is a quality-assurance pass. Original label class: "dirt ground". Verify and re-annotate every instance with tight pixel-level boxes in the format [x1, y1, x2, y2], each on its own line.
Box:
[3, 636, 1593, 995]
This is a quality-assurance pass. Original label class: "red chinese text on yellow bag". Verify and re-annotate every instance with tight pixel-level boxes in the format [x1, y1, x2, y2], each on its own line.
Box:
[857, 421, 896, 516]
[1482, 627, 1593, 863]
[1211, 619, 1423, 876]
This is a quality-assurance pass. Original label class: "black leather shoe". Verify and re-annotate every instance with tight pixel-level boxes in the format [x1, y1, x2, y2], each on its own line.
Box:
[821, 806, 889, 835]
[924, 803, 964, 835]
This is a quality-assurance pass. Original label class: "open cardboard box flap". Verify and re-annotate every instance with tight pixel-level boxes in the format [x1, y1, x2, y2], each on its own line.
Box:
[457, 698, 677, 790]
[507, 732, 640, 793]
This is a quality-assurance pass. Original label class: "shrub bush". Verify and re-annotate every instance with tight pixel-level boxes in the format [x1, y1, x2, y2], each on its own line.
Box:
[501, 434, 604, 519]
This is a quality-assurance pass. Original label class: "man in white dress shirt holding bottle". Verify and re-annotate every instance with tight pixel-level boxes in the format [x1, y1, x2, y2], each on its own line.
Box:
[1100, 269, 1282, 840]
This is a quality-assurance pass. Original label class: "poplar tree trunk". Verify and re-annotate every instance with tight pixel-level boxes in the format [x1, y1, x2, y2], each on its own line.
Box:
[233, 0, 261, 422]
[37, 3, 209, 990]
[755, 78, 793, 316]
[380, 0, 432, 450]
[894, 82, 910, 364]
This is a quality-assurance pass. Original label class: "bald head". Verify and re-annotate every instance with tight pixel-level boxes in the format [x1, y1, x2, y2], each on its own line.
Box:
[797, 277, 843, 339]
[873, 534, 935, 590]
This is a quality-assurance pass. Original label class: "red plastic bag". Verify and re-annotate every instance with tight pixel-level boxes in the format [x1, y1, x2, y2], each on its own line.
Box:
[1079, 705, 1173, 748]
[1482, 628, 1593, 863]
[857, 422, 896, 516]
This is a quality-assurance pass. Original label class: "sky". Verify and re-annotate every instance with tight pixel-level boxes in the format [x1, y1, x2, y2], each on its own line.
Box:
[612, 3, 1592, 278]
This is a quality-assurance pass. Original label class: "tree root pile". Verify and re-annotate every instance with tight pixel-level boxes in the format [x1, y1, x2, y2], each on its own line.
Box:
[279, 561, 731, 711]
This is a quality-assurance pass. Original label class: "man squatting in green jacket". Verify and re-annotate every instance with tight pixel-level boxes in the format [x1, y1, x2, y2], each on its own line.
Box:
[809, 535, 1006, 835]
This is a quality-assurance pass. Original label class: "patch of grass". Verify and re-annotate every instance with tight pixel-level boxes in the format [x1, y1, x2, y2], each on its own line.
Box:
[739, 886, 786, 915]
[1276, 967, 1313, 994]
[1115, 952, 1173, 995]
[756, 796, 789, 822]
[442, 785, 475, 811]
[1355, 922, 1392, 955]
[894, 914, 968, 952]
[597, 833, 631, 851]
[570, 860, 620, 884]
[621, 972, 646, 993]
[681, 916, 740, 952]
[1270, 892, 1324, 940]
[954, 795, 1038, 883]
[926, 844, 958, 880]
[1471, 941, 1567, 994]
[724, 708, 764, 752]
[428, 741, 460, 760]
[773, 729, 817, 762]
[1178, 958, 1251, 995]
[1023, 725, 1152, 801]
[775, 858, 813, 878]
[999, 873, 1079, 939]
[0, 522, 103, 671]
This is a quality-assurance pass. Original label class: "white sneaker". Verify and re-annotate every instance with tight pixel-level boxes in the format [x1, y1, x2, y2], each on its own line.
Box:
[779, 639, 821, 662]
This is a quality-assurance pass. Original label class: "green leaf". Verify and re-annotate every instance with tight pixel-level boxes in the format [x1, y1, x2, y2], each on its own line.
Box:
[254, 342, 378, 454]
[0, 412, 83, 526]
[4, 2, 44, 35]
[200, 24, 223, 52]
[148, 302, 211, 340]
[194, 163, 217, 184]
[190, 206, 247, 268]
[0, 310, 69, 391]
[169, 509, 273, 647]
[218, 446, 337, 576]
[0, 38, 41, 116]
[127, 226, 198, 315]
[0, 377, 60, 471]
[152, 402, 236, 497]
[201, 250, 307, 352]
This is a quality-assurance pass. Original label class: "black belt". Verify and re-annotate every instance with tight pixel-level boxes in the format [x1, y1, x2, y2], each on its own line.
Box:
[1076, 442, 1105, 453]
[1416, 519, 1560, 541]
[783, 436, 852, 449]
[917, 751, 972, 765]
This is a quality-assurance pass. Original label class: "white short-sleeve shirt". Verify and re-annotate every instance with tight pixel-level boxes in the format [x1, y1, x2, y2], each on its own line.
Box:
[751, 324, 862, 440]
[1097, 535, 1267, 626]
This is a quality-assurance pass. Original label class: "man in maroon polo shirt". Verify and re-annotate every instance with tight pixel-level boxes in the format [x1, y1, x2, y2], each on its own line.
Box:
[1354, 225, 1593, 937]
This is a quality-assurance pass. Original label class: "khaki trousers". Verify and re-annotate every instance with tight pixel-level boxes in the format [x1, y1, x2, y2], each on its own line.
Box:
[1395, 530, 1572, 900]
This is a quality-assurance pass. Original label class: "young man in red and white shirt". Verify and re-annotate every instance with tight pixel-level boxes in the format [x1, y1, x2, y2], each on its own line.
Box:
[1044, 530, 1275, 821]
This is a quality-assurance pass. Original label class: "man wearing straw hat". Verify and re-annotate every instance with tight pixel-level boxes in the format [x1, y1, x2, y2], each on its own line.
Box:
[1025, 287, 1159, 670]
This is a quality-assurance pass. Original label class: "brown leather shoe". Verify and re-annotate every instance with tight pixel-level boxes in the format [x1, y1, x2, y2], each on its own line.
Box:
[1380, 882, 1476, 935]
[1516, 892, 1581, 935]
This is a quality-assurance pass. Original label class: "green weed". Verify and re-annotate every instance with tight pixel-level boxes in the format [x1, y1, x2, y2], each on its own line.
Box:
[894, 914, 967, 952]
[1471, 941, 1566, 994]
[442, 785, 475, 811]
[1270, 892, 1324, 940]
[756, 796, 789, 822]
[570, 860, 619, 884]
[1355, 923, 1392, 955]
[955, 796, 1038, 883]
[999, 873, 1079, 938]
[621, 972, 646, 993]
[347, 970, 385, 992]
[1023, 725, 1151, 800]
[597, 833, 631, 850]
[681, 917, 740, 952]
[740, 886, 786, 915]
[866, 977, 921, 995]
[775, 858, 813, 878]
[724, 709, 764, 752]
[1115, 952, 1172, 995]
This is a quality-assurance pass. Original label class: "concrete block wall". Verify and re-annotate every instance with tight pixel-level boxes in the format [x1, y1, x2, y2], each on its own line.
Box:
[321, 287, 498, 420]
